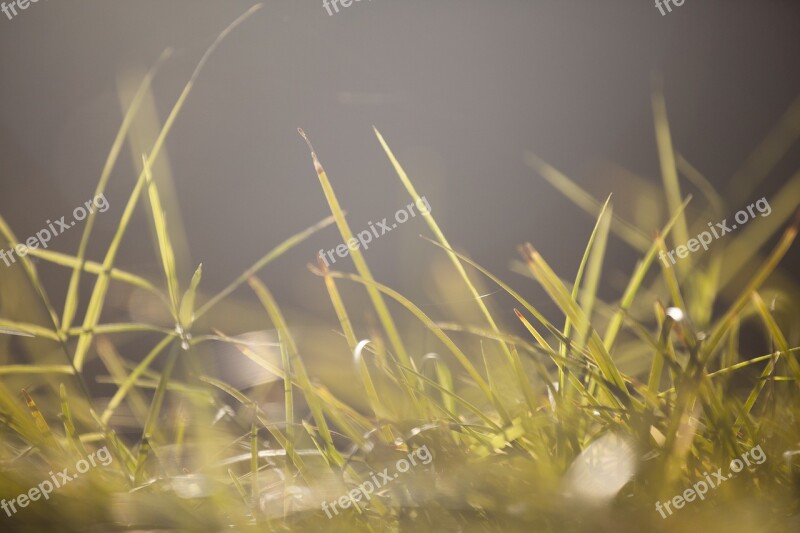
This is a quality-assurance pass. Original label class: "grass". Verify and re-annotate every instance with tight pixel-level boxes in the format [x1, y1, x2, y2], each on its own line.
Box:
[1, 8, 799, 532]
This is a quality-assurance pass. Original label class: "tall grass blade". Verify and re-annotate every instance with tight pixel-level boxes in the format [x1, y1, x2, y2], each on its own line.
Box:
[61, 49, 173, 334]
[74, 172, 148, 371]
[299, 129, 410, 372]
[248, 277, 341, 466]
[195, 215, 337, 319]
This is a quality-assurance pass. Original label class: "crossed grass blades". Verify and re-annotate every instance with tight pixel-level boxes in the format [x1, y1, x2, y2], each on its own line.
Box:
[1, 6, 800, 532]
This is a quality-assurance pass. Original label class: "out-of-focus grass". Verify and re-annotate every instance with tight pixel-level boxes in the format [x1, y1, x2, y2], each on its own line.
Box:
[1, 7, 799, 533]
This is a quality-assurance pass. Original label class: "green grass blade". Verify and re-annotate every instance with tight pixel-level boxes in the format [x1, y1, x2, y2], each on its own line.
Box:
[0, 365, 74, 375]
[728, 94, 800, 205]
[318, 258, 358, 352]
[142, 153, 181, 315]
[101, 335, 174, 425]
[200, 375, 309, 479]
[134, 341, 179, 484]
[651, 74, 690, 250]
[718, 171, 800, 291]
[375, 127, 534, 409]
[61, 49, 172, 334]
[68, 323, 177, 337]
[248, 277, 342, 466]
[519, 243, 631, 408]
[96, 337, 150, 425]
[309, 265, 504, 418]
[524, 152, 651, 251]
[195, 215, 337, 319]
[602, 195, 692, 351]
[0, 214, 63, 335]
[703, 211, 800, 359]
[0, 319, 60, 341]
[74, 172, 148, 371]
[751, 292, 800, 383]
[25, 248, 161, 295]
[573, 196, 613, 351]
[299, 129, 410, 371]
[60, 383, 88, 457]
[22, 389, 63, 456]
[179, 263, 203, 329]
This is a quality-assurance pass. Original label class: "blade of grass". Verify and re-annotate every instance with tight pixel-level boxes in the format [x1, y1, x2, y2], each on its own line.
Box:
[200, 375, 309, 480]
[61, 49, 173, 334]
[96, 337, 150, 425]
[0, 214, 63, 336]
[134, 340, 179, 484]
[101, 335, 174, 425]
[299, 129, 411, 373]
[317, 258, 358, 352]
[22, 389, 63, 456]
[179, 263, 203, 329]
[703, 210, 800, 359]
[309, 265, 508, 421]
[519, 243, 631, 408]
[0, 365, 74, 375]
[603, 195, 692, 351]
[60, 384, 88, 457]
[0, 319, 60, 341]
[728, 94, 800, 206]
[572, 196, 613, 352]
[248, 277, 342, 466]
[142, 153, 181, 315]
[74, 172, 148, 371]
[751, 292, 800, 386]
[651, 73, 690, 251]
[68, 323, 177, 337]
[25, 248, 161, 295]
[375, 127, 536, 413]
[523, 152, 651, 251]
[718, 171, 800, 291]
[195, 214, 337, 319]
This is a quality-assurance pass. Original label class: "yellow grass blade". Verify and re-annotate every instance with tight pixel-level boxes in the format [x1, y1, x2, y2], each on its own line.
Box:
[603, 195, 691, 351]
[309, 265, 505, 418]
[0, 319, 60, 341]
[248, 277, 342, 466]
[61, 49, 172, 334]
[524, 152, 651, 251]
[299, 129, 410, 371]
[142, 154, 180, 315]
[74, 173, 148, 371]
[375, 127, 537, 413]
[651, 74, 690, 250]
[101, 335, 174, 425]
[179, 264, 203, 329]
[27, 248, 160, 295]
[195, 215, 337, 319]
[703, 210, 800, 359]
[519, 244, 631, 409]
[0, 365, 74, 375]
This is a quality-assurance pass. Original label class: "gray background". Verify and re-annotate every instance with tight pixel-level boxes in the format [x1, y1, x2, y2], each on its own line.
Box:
[1, 0, 798, 328]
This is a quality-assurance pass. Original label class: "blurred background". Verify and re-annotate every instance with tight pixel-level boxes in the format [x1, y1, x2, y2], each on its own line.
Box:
[0, 0, 799, 355]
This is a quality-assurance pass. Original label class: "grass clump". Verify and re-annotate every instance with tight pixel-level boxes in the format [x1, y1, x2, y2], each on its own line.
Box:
[1, 8, 799, 533]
